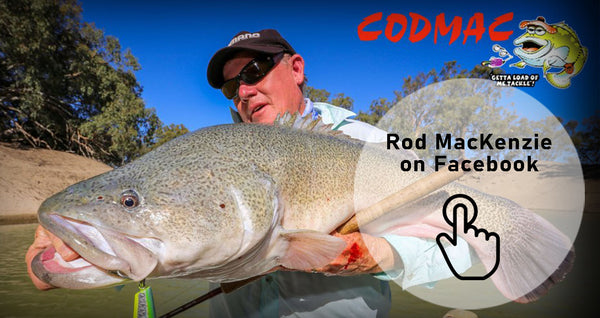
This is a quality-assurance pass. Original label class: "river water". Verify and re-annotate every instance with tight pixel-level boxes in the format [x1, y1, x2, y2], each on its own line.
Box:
[0, 214, 596, 317]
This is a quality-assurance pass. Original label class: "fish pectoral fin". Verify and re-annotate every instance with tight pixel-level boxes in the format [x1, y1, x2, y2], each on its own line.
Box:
[278, 230, 346, 270]
[542, 60, 552, 74]
[510, 61, 526, 68]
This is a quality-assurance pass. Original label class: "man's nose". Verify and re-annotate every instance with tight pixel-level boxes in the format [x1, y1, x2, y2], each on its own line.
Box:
[238, 81, 257, 100]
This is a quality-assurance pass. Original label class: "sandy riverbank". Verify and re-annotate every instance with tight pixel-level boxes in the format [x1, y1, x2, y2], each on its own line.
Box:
[0, 143, 111, 224]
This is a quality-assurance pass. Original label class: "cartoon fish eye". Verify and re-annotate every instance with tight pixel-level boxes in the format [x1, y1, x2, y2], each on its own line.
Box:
[527, 26, 536, 34]
[499, 50, 508, 57]
[492, 44, 502, 52]
[535, 27, 546, 35]
[121, 190, 140, 208]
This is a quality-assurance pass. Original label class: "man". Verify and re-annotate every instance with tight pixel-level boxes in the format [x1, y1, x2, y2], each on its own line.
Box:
[205, 29, 396, 317]
[206, 29, 402, 274]
[204, 29, 472, 317]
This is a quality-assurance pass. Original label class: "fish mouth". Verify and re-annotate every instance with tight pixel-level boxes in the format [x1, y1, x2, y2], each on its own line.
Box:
[514, 37, 548, 54]
[32, 213, 161, 289]
[522, 41, 542, 52]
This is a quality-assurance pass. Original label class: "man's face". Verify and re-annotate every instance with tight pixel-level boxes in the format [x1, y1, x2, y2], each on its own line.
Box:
[222, 51, 305, 124]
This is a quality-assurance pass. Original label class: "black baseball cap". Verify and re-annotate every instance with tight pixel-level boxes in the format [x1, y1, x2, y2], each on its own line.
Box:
[207, 29, 296, 88]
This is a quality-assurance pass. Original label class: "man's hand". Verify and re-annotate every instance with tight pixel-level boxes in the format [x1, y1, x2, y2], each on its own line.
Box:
[311, 232, 401, 276]
[25, 225, 80, 290]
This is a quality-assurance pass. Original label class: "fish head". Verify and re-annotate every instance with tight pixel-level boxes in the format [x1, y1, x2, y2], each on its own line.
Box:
[31, 145, 272, 288]
[513, 18, 581, 67]
[513, 30, 553, 64]
[31, 166, 167, 288]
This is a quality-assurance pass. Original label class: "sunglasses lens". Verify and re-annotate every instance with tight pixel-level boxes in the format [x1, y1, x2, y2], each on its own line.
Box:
[221, 79, 238, 99]
[240, 60, 271, 84]
[221, 55, 278, 99]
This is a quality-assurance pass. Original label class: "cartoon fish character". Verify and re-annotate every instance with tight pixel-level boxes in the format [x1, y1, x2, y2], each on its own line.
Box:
[510, 16, 587, 89]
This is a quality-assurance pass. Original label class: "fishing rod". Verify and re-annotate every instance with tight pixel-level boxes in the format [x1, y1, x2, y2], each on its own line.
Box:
[157, 161, 470, 317]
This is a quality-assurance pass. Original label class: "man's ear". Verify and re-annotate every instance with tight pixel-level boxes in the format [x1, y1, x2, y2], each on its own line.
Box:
[289, 54, 305, 86]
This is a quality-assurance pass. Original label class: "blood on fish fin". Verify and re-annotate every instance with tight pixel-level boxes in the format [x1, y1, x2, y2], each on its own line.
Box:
[278, 230, 346, 270]
[273, 112, 359, 141]
[467, 204, 574, 303]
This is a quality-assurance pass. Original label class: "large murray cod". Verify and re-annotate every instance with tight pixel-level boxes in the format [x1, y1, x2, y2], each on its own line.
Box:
[32, 114, 574, 303]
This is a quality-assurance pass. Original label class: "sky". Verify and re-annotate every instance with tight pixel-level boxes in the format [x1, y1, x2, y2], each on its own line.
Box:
[77, 0, 599, 131]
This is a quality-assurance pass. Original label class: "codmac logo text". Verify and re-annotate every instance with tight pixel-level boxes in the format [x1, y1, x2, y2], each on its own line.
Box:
[357, 12, 514, 44]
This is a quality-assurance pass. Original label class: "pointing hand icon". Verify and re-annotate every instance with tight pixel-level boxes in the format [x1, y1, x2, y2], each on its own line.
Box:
[436, 194, 500, 280]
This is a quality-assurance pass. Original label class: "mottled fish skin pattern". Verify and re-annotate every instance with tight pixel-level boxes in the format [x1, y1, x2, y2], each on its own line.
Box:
[36, 119, 368, 282]
[35, 114, 573, 302]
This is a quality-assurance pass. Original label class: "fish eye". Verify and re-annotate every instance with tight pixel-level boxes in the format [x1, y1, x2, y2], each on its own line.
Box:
[120, 191, 140, 208]
[499, 50, 507, 57]
[535, 27, 546, 36]
[527, 26, 535, 34]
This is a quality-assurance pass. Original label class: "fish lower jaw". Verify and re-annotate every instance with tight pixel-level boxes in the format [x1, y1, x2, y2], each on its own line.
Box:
[38, 246, 93, 273]
[31, 247, 127, 289]
[40, 214, 159, 282]
[35, 244, 133, 279]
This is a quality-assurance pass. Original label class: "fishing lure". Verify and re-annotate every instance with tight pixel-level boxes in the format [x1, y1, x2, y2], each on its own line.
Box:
[133, 280, 156, 318]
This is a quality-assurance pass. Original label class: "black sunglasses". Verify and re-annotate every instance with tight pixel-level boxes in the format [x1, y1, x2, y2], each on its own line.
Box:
[221, 53, 284, 100]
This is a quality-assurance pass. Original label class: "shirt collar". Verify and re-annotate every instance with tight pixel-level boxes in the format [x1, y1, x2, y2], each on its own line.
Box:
[309, 99, 356, 130]
[301, 98, 316, 118]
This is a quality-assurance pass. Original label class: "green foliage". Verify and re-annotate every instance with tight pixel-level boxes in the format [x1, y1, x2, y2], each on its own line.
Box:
[0, 0, 184, 166]
[329, 93, 354, 111]
[144, 123, 189, 153]
[355, 61, 506, 127]
[304, 86, 330, 103]
[355, 98, 392, 126]
[305, 86, 354, 110]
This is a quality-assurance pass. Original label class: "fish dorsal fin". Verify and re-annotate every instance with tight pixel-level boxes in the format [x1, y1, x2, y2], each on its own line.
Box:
[273, 112, 357, 141]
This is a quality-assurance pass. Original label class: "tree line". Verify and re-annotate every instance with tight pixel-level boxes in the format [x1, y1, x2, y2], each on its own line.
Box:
[1, 0, 597, 166]
[1, 0, 188, 166]
[307, 62, 598, 165]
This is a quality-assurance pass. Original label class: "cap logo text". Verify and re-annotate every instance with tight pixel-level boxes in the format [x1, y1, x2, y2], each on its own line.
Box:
[228, 33, 260, 46]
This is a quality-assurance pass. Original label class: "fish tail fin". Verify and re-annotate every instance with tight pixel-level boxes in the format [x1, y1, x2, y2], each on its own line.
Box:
[514, 245, 575, 303]
[481, 205, 575, 303]
[546, 72, 572, 89]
